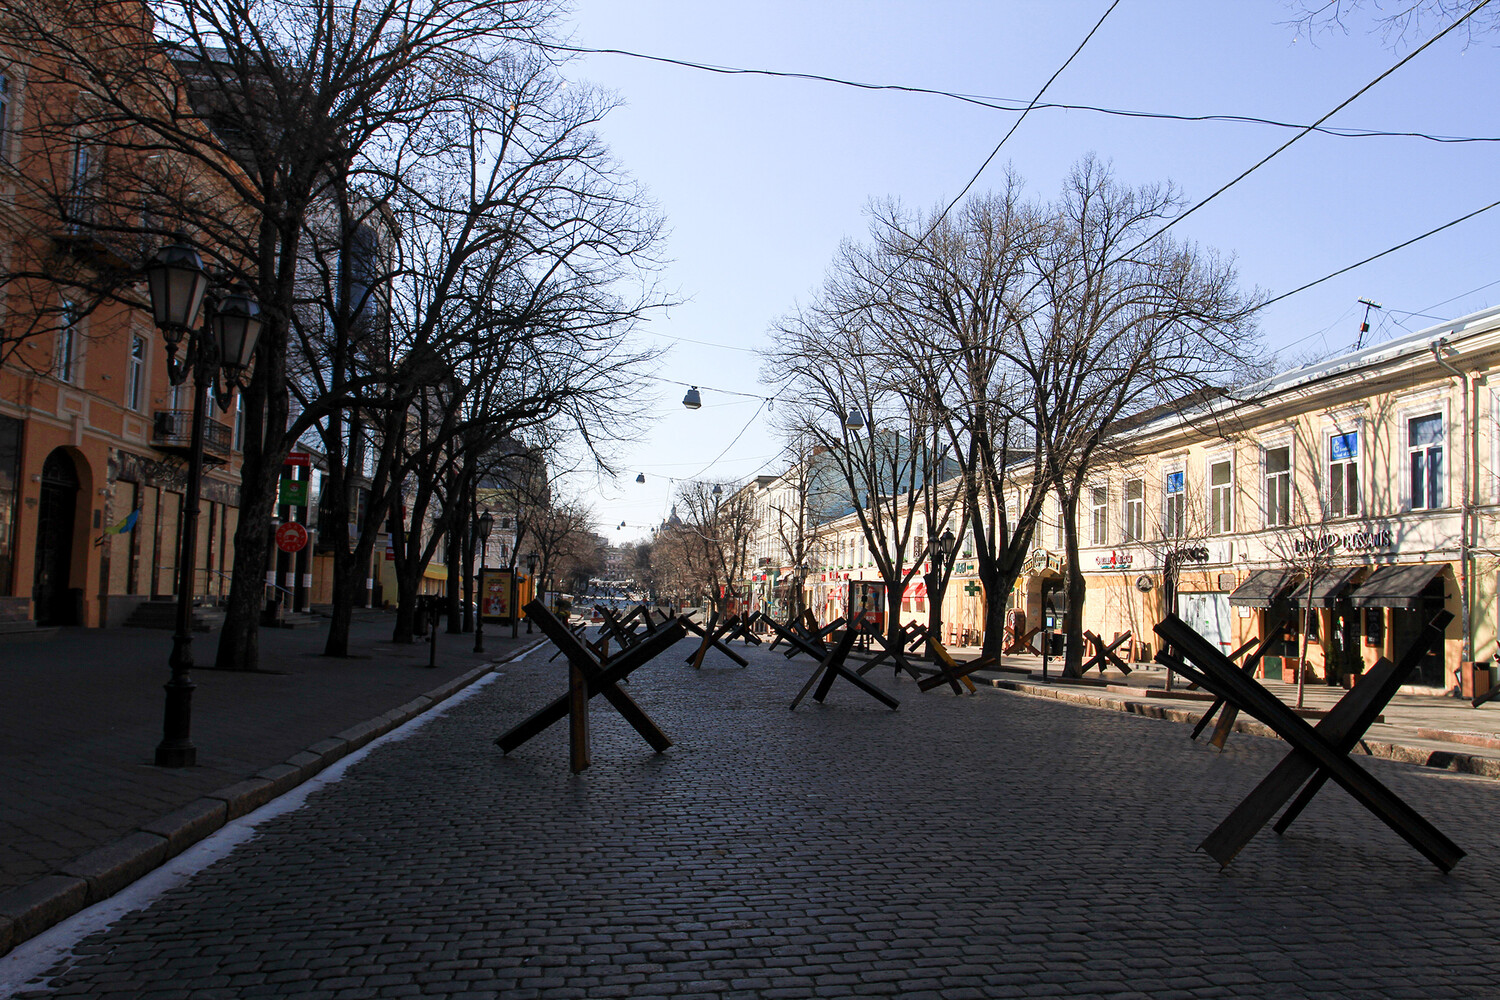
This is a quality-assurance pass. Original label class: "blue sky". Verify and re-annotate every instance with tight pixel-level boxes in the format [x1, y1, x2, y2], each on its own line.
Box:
[552, 1, 1498, 543]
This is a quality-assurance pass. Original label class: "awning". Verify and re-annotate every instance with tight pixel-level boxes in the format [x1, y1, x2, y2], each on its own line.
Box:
[1286, 566, 1363, 608]
[1227, 568, 1298, 608]
[423, 563, 449, 581]
[1350, 564, 1446, 609]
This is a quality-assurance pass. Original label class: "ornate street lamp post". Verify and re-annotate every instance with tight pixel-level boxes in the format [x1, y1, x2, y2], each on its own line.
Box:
[926, 527, 956, 657]
[473, 509, 493, 653]
[145, 238, 262, 767]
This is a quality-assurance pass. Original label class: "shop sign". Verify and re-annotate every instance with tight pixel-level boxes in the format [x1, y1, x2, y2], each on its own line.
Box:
[1293, 525, 1394, 555]
[1028, 549, 1063, 574]
[278, 478, 310, 506]
[1095, 550, 1134, 569]
[275, 522, 309, 553]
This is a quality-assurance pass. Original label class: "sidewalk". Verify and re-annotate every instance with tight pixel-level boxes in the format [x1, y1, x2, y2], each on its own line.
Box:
[943, 647, 1500, 778]
[0, 612, 545, 956]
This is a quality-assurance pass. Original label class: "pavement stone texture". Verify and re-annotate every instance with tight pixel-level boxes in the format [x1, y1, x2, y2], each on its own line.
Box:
[8, 639, 1500, 999]
[0, 619, 537, 896]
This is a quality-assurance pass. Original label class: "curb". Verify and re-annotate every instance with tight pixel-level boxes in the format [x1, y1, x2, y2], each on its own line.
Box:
[0, 638, 547, 959]
[979, 676, 1500, 781]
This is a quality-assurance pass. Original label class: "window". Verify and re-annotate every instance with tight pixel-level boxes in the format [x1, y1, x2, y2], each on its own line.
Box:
[56, 300, 78, 382]
[1408, 413, 1443, 510]
[1090, 487, 1107, 546]
[1165, 470, 1185, 539]
[1053, 500, 1064, 547]
[68, 135, 96, 230]
[127, 336, 145, 410]
[1328, 432, 1359, 518]
[1209, 459, 1232, 534]
[1264, 445, 1290, 527]
[1124, 479, 1144, 542]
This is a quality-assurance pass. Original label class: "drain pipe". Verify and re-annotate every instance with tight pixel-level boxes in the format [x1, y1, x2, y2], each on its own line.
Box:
[1430, 337, 1473, 671]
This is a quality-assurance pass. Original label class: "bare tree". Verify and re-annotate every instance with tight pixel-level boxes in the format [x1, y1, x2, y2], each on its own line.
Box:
[854, 186, 1049, 660]
[1283, 0, 1500, 47]
[666, 480, 758, 618]
[1016, 158, 1261, 676]
[766, 306, 948, 645]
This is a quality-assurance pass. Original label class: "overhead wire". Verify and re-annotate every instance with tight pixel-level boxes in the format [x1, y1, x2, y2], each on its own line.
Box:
[535, 42, 1498, 144]
[1258, 197, 1500, 312]
[1129, 0, 1493, 254]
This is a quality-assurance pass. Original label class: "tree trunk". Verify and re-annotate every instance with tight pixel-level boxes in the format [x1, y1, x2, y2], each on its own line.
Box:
[886, 578, 905, 648]
[925, 570, 944, 658]
[392, 570, 419, 643]
[324, 550, 361, 657]
[445, 513, 463, 634]
[1060, 492, 1086, 678]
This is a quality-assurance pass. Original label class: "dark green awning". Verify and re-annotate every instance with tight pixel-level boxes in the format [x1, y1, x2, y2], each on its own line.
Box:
[1287, 566, 1363, 608]
[1350, 564, 1446, 609]
[1227, 569, 1298, 608]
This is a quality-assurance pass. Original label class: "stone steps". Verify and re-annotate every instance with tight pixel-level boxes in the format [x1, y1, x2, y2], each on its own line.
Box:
[122, 600, 225, 632]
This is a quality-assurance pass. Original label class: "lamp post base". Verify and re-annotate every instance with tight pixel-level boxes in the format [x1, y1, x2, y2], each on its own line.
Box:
[154, 743, 197, 767]
[155, 671, 198, 767]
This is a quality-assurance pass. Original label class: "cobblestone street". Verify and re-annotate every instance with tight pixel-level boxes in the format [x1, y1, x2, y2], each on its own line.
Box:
[8, 641, 1500, 999]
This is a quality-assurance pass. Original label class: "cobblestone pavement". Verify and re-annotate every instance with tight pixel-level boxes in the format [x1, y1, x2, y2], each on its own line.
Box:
[10, 640, 1500, 999]
[0, 618, 533, 894]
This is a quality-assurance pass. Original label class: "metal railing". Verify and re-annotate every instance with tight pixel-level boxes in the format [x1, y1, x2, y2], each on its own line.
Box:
[153, 409, 232, 455]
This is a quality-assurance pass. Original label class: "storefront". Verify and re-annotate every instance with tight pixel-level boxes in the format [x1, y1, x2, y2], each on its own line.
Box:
[1224, 562, 1459, 689]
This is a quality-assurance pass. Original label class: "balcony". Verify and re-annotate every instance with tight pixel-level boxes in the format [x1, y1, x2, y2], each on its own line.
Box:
[52, 195, 142, 269]
[152, 409, 232, 465]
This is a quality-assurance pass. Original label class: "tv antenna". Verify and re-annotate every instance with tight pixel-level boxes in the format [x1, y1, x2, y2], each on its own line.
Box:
[1354, 298, 1382, 350]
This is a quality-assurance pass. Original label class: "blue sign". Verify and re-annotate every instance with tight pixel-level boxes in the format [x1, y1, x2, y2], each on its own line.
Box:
[1330, 432, 1358, 462]
[1166, 471, 1184, 493]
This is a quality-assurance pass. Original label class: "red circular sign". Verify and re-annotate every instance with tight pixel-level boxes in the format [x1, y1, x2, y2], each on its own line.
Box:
[275, 522, 309, 553]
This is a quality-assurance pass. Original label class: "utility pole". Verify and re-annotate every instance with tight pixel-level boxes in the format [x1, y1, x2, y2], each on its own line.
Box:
[1354, 298, 1382, 350]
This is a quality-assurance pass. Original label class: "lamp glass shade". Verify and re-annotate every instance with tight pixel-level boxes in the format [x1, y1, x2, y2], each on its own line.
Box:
[682, 387, 702, 409]
[476, 511, 494, 540]
[635, 473, 645, 483]
[146, 241, 209, 339]
[212, 288, 263, 372]
[843, 407, 865, 431]
[711, 483, 722, 496]
[940, 528, 956, 557]
[526, 553, 538, 573]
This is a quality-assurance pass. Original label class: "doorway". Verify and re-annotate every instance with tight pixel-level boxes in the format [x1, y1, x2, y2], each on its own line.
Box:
[33, 449, 80, 625]
[1179, 592, 1231, 653]
[1392, 578, 1448, 688]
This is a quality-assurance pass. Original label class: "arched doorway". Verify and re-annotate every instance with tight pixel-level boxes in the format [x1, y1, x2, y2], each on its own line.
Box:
[33, 449, 80, 625]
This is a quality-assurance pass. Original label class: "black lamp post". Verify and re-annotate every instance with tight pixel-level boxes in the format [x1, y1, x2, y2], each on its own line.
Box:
[145, 238, 262, 767]
[925, 527, 956, 656]
[473, 509, 493, 653]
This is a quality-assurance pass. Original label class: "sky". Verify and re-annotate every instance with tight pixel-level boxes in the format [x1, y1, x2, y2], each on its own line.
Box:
[548, 1, 1499, 545]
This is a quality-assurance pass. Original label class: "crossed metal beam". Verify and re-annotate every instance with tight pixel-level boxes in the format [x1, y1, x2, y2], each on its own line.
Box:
[790, 618, 898, 711]
[496, 600, 686, 772]
[1155, 610, 1463, 872]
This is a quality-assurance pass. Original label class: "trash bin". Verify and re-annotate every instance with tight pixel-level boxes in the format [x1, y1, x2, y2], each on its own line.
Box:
[1047, 632, 1065, 656]
[414, 596, 430, 636]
